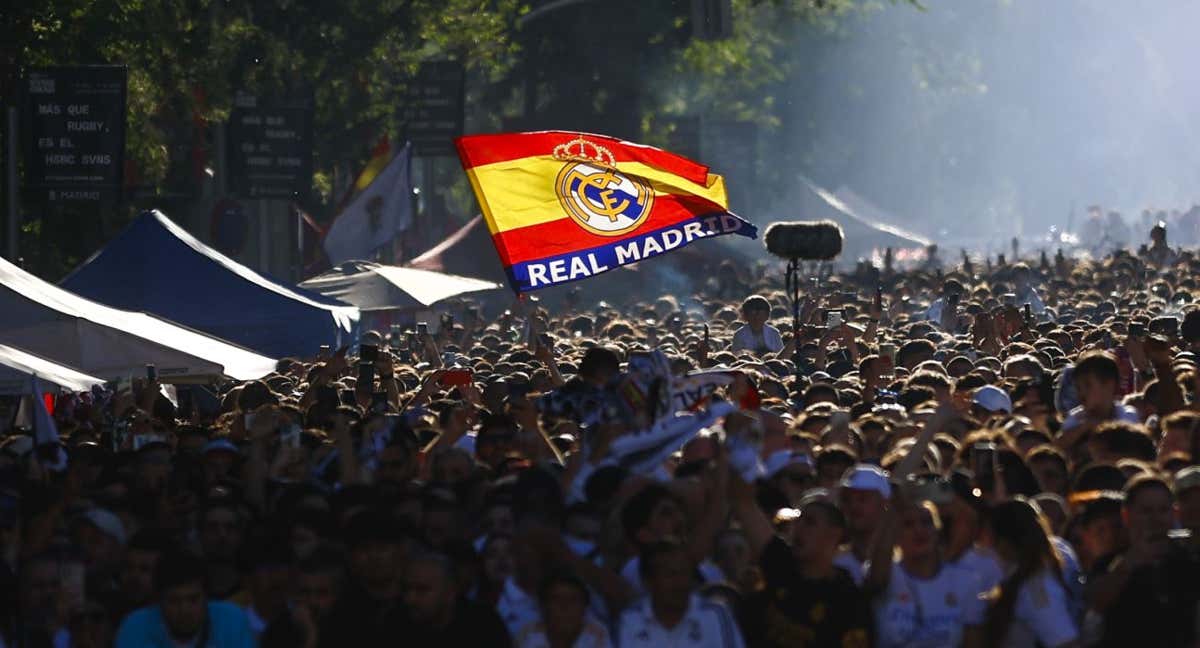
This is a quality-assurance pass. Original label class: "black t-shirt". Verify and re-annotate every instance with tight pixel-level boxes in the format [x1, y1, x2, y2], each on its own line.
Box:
[1098, 542, 1200, 648]
[319, 587, 408, 648]
[742, 536, 872, 648]
[397, 599, 512, 648]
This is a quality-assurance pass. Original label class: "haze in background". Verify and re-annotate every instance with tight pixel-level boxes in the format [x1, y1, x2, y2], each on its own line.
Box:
[753, 0, 1200, 249]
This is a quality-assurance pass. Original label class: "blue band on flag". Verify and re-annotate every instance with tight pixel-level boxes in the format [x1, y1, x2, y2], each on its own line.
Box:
[506, 211, 757, 292]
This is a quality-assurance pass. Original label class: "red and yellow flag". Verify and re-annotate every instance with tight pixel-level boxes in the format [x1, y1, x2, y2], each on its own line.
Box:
[455, 131, 756, 292]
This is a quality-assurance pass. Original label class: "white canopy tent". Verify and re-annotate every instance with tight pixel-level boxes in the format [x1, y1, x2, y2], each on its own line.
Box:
[0, 343, 106, 395]
[0, 256, 276, 381]
[300, 261, 503, 312]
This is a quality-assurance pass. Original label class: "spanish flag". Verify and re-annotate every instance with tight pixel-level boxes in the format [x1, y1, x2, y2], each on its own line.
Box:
[455, 131, 757, 292]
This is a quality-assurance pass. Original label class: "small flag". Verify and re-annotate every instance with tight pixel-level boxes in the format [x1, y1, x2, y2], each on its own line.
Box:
[607, 401, 735, 477]
[455, 131, 757, 292]
[335, 136, 393, 212]
[324, 143, 414, 264]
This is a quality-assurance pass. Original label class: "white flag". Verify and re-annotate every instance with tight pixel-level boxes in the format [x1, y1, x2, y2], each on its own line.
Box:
[30, 376, 67, 471]
[324, 143, 414, 264]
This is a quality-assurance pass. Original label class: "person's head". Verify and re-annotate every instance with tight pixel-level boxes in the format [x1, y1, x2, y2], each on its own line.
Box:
[377, 438, 418, 484]
[402, 552, 458, 628]
[988, 498, 1059, 575]
[897, 500, 942, 563]
[639, 539, 694, 613]
[20, 553, 62, 625]
[897, 339, 936, 371]
[765, 450, 816, 505]
[538, 573, 590, 642]
[121, 528, 169, 607]
[75, 508, 126, 568]
[154, 551, 209, 641]
[481, 533, 515, 588]
[1072, 352, 1120, 414]
[786, 491, 847, 567]
[420, 486, 465, 549]
[579, 347, 621, 386]
[1181, 310, 1200, 351]
[907, 371, 953, 404]
[430, 447, 474, 485]
[622, 484, 686, 549]
[344, 510, 413, 599]
[1027, 446, 1069, 496]
[1071, 492, 1124, 564]
[839, 464, 891, 539]
[815, 445, 857, 488]
[1173, 466, 1200, 533]
[740, 295, 771, 328]
[1123, 474, 1173, 541]
[1033, 493, 1068, 536]
[476, 413, 518, 468]
[942, 278, 965, 300]
[713, 529, 751, 584]
[1089, 421, 1155, 464]
[198, 500, 242, 561]
[294, 550, 344, 620]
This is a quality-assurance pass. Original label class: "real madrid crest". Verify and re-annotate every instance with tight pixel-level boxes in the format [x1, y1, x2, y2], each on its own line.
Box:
[553, 135, 654, 237]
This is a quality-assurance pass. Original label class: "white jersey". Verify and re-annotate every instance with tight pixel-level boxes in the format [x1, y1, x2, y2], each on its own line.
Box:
[497, 577, 541, 639]
[1001, 569, 1079, 648]
[616, 595, 744, 648]
[517, 619, 613, 648]
[874, 561, 987, 648]
[951, 545, 1004, 592]
[620, 557, 725, 598]
[833, 548, 867, 585]
[1061, 403, 1141, 432]
[729, 324, 784, 354]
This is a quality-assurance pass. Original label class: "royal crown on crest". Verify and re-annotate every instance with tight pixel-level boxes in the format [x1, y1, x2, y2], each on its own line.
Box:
[553, 135, 617, 168]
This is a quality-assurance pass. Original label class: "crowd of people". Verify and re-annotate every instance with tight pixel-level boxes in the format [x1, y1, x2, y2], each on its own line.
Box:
[4, 223, 1200, 648]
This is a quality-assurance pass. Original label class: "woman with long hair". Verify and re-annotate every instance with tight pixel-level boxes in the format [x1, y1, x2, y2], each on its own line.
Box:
[986, 498, 1079, 647]
[866, 497, 988, 648]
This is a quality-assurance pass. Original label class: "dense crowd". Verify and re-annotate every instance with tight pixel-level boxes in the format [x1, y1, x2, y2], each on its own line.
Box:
[4, 223, 1200, 648]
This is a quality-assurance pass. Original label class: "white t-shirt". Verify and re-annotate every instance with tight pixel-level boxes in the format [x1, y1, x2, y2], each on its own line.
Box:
[833, 548, 867, 585]
[874, 561, 987, 648]
[951, 546, 1004, 593]
[729, 324, 784, 354]
[497, 577, 542, 639]
[1001, 570, 1079, 648]
[616, 595, 744, 648]
[1050, 535, 1084, 622]
[1061, 402, 1141, 432]
[516, 619, 613, 648]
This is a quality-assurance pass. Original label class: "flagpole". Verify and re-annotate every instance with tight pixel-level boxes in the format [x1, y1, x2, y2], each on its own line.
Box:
[295, 203, 303, 281]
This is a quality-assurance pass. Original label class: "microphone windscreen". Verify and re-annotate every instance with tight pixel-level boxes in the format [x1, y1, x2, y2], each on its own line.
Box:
[763, 220, 844, 260]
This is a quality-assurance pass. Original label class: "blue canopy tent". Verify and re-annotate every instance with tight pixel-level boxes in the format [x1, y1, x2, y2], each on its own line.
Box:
[62, 210, 358, 358]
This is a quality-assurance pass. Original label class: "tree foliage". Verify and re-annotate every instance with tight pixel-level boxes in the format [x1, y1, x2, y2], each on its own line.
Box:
[4, 0, 524, 204]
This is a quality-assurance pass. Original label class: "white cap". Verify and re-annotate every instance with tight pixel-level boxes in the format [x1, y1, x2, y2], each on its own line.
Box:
[763, 450, 814, 479]
[80, 508, 127, 545]
[839, 464, 892, 498]
[973, 385, 1013, 414]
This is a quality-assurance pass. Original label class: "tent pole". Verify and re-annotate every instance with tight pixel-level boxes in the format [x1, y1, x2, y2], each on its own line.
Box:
[294, 204, 302, 281]
[5, 105, 17, 262]
[258, 199, 269, 273]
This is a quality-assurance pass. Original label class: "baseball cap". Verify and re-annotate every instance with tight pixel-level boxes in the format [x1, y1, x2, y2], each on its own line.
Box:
[839, 464, 892, 498]
[79, 508, 127, 545]
[764, 450, 815, 479]
[203, 439, 240, 456]
[973, 385, 1013, 414]
[1175, 466, 1200, 495]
